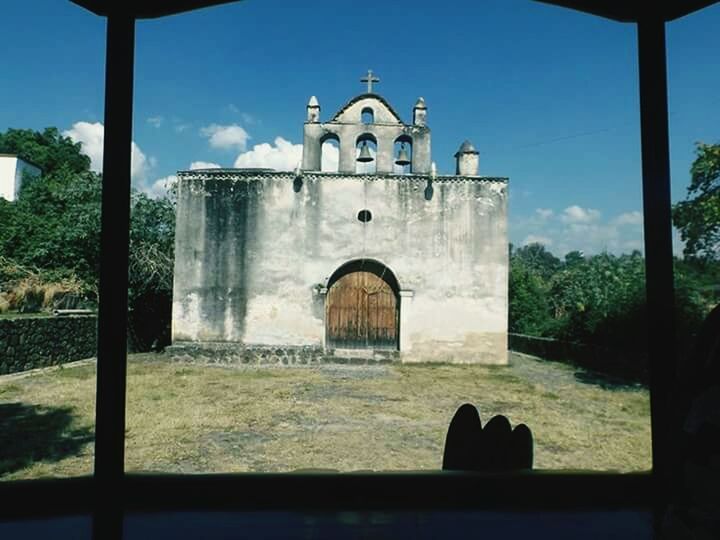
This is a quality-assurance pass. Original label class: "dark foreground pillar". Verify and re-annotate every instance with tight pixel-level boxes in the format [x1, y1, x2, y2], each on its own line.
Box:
[92, 10, 135, 540]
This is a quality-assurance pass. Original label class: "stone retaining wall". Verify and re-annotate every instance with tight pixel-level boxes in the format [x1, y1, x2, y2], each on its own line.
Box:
[509, 333, 648, 383]
[0, 315, 97, 374]
[167, 342, 398, 366]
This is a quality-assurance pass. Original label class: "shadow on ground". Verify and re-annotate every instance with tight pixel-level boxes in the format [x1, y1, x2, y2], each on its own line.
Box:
[0, 402, 93, 476]
[573, 370, 645, 391]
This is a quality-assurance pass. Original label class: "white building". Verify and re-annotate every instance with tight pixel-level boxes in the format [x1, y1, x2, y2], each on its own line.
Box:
[171, 77, 509, 365]
[0, 154, 42, 201]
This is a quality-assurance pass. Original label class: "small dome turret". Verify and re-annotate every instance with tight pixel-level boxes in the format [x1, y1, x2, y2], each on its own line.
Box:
[454, 140, 480, 176]
[455, 140, 477, 155]
[307, 96, 320, 123]
[413, 97, 427, 126]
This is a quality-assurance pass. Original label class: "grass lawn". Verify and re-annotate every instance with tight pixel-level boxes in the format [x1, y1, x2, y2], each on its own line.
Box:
[0, 352, 651, 480]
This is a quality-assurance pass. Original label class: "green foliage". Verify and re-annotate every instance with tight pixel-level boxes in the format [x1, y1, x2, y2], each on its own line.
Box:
[511, 242, 561, 280]
[509, 244, 715, 359]
[0, 127, 90, 176]
[127, 192, 175, 350]
[508, 251, 554, 336]
[548, 251, 647, 350]
[129, 191, 175, 297]
[4, 168, 102, 283]
[673, 142, 720, 260]
[0, 127, 175, 348]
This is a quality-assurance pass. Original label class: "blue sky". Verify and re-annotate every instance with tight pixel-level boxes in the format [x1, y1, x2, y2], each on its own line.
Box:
[1, 0, 719, 256]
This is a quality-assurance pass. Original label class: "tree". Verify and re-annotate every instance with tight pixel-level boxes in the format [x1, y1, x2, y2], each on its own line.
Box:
[0, 127, 177, 348]
[508, 258, 553, 335]
[511, 243, 561, 280]
[548, 252, 647, 349]
[673, 142, 720, 260]
[0, 127, 90, 176]
[127, 192, 176, 350]
[564, 250, 584, 267]
[0, 128, 101, 282]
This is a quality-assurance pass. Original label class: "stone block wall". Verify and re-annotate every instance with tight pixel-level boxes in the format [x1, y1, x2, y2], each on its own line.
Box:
[167, 342, 398, 366]
[0, 315, 97, 374]
[509, 333, 648, 383]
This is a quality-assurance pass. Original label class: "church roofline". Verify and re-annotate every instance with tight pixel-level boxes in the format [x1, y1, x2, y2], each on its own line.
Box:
[177, 169, 508, 184]
[329, 93, 405, 124]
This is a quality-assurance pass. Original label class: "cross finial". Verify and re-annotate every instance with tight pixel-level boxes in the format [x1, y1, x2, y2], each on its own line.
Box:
[361, 69, 380, 93]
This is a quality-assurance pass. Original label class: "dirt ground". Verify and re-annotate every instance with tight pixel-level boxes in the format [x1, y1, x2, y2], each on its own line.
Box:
[0, 352, 651, 480]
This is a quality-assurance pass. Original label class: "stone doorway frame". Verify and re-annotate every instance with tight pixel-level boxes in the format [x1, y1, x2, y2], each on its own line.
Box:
[317, 258, 413, 354]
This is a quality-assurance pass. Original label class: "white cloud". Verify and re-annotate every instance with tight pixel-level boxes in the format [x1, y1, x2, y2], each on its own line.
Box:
[613, 211, 643, 226]
[63, 122, 104, 170]
[142, 175, 176, 199]
[63, 121, 151, 182]
[321, 142, 339, 172]
[560, 205, 601, 224]
[512, 206, 646, 256]
[233, 137, 302, 171]
[672, 228, 686, 257]
[189, 161, 221, 170]
[147, 116, 163, 128]
[231, 137, 337, 172]
[175, 123, 190, 133]
[241, 112, 258, 126]
[201, 123, 250, 151]
[522, 235, 553, 246]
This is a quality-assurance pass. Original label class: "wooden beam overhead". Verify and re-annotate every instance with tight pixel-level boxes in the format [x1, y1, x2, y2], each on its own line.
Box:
[70, 0, 239, 19]
[69, 0, 718, 22]
[535, 0, 719, 22]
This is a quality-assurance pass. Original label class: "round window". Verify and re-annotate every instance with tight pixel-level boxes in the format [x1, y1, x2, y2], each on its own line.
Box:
[357, 209, 372, 223]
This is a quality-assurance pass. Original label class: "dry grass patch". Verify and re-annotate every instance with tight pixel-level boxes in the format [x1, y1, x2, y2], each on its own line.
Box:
[0, 353, 651, 480]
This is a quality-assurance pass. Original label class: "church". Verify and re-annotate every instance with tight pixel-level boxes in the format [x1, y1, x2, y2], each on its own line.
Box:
[170, 72, 509, 364]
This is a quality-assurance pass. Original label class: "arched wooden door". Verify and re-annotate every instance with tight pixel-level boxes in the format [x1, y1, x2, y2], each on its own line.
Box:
[326, 271, 398, 350]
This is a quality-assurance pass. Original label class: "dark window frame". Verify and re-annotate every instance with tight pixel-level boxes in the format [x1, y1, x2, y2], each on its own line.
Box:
[2, 1, 713, 537]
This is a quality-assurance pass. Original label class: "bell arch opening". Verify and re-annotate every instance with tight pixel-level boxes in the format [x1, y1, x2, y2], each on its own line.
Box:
[394, 135, 413, 174]
[320, 133, 340, 172]
[355, 133, 377, 174]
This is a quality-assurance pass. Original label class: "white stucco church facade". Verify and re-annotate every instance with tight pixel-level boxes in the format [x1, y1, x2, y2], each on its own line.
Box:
[170, 73, 509, 364]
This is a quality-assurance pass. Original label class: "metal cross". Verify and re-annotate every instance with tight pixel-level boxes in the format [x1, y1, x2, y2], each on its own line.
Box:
[361, 69, 380, 93]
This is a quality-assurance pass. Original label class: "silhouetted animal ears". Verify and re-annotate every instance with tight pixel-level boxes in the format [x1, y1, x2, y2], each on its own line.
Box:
[510, 423, 534, 470]
[482, 415, 512, 469]
[442, 405, 534, 471]
[442, 403, 482, 470]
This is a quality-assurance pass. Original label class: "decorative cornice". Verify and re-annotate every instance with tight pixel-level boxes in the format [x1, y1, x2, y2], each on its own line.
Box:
[177, 169, 508, 184]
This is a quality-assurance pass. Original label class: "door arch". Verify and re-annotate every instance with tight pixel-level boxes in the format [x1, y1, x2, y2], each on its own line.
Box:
[325, 259, 399, 350]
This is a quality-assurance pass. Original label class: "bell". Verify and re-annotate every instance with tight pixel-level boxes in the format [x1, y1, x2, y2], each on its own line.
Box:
[357, 141, 374, 163]
[395, 143, 411, 166]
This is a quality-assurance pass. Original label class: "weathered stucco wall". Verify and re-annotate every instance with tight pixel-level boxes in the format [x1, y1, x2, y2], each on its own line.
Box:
[172, 170, 508, 364]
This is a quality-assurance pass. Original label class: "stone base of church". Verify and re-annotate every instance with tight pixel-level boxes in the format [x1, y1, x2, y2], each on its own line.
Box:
[166, 340, 508, 366]
[166, 342, 399, 366]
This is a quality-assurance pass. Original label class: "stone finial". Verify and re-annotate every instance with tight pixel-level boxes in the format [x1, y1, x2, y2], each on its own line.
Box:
[454, 140, 480, 176]
[413, 97, 427, 126]
[307, 96, 320, 123]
